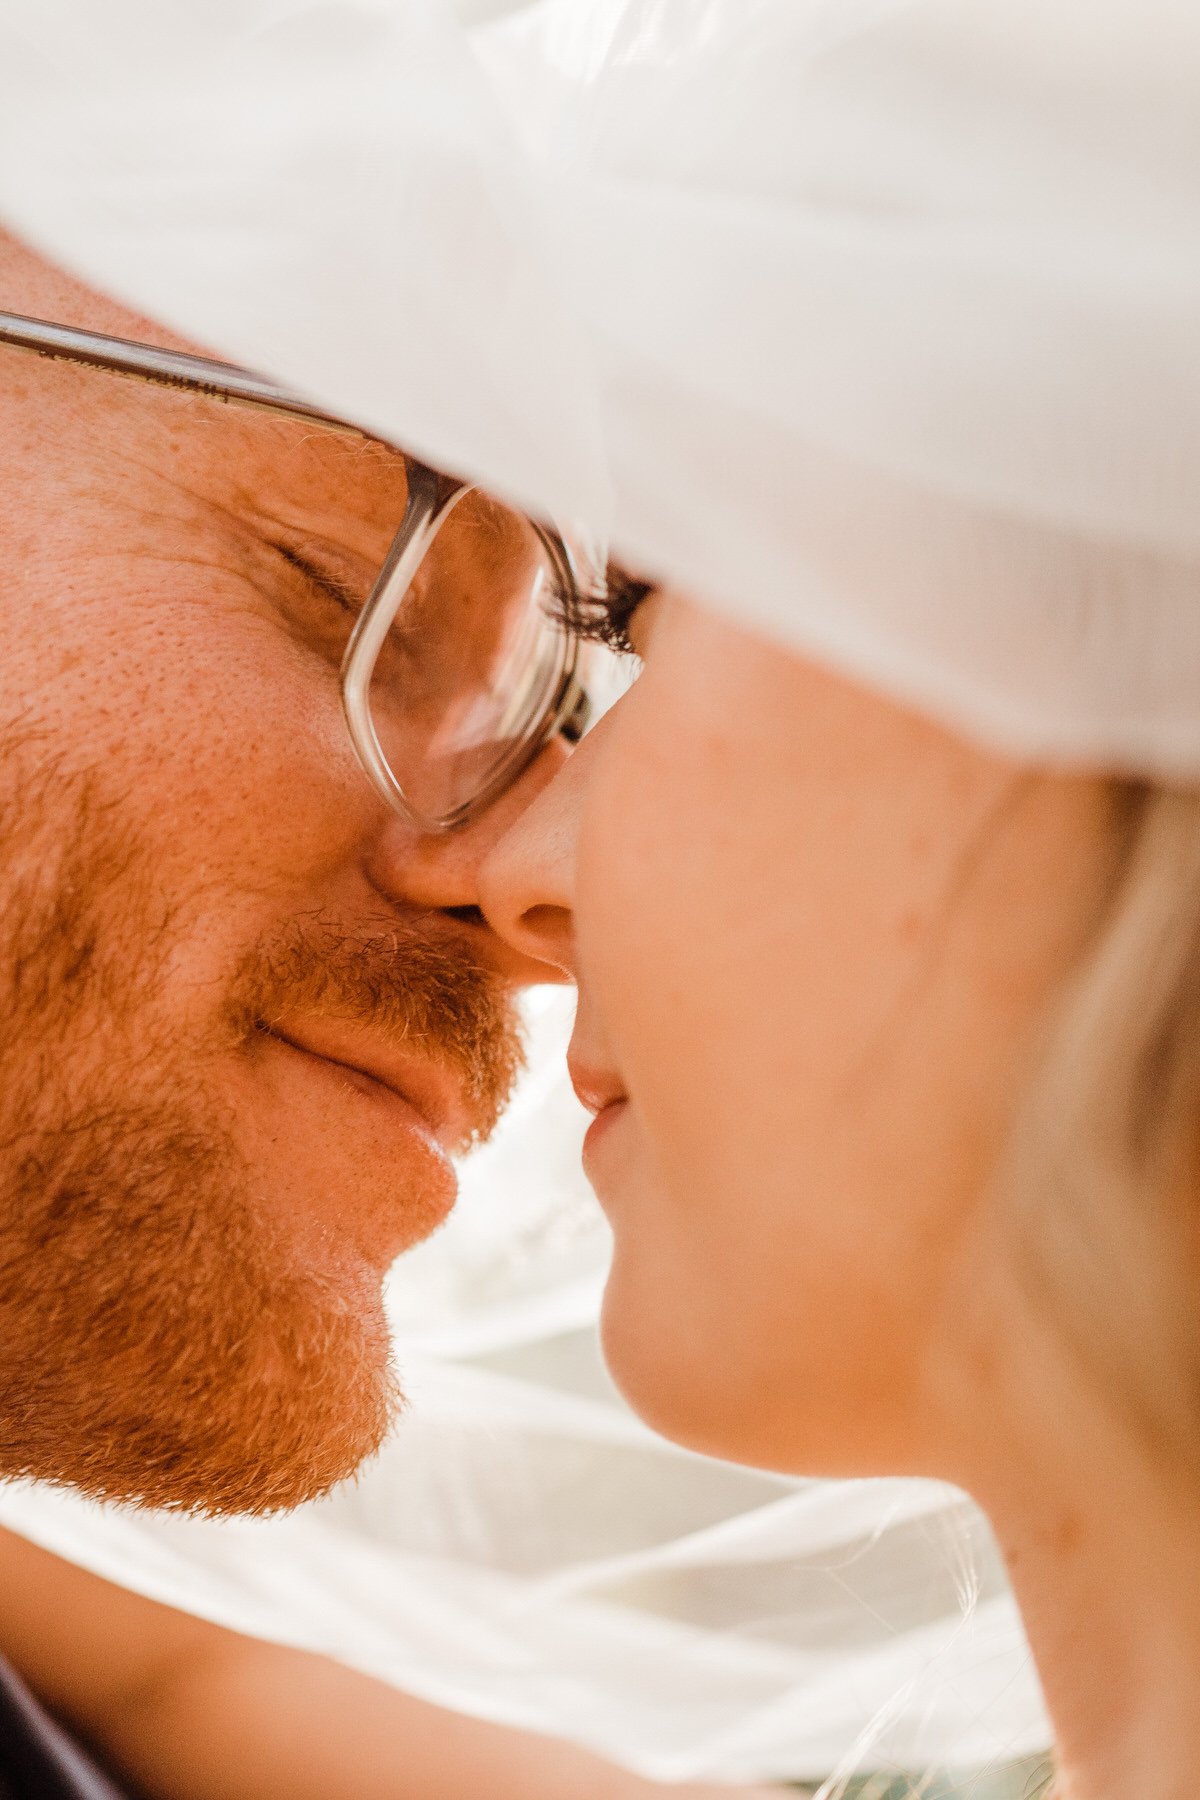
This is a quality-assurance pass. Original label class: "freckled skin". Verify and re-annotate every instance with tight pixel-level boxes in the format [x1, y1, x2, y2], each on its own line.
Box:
[0, 233, 554, 1513]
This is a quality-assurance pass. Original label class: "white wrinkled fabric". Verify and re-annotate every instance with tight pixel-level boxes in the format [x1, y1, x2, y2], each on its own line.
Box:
[2, 0, 1199, 772]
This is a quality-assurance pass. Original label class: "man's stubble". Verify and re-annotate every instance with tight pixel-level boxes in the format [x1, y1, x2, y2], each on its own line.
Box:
[0, 746, 522, 1515]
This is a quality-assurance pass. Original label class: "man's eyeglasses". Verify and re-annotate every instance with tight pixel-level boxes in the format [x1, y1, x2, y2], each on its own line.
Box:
[0, 309, 620, 832]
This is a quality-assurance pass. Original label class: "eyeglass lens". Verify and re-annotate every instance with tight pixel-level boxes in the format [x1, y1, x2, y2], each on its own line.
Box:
[362, 489, 581, 823]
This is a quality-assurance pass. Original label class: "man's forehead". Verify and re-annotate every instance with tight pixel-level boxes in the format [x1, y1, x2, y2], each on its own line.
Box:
[0, 227, 217, 362]
[0, 229, 411, 536]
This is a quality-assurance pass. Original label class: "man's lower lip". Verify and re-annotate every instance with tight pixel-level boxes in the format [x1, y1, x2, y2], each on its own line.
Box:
[268, 1033, 450, 1162]
[337, 1063, 437, 1130]
[583, 1097, 629, 1167]
[264, 1034, 458, 1262]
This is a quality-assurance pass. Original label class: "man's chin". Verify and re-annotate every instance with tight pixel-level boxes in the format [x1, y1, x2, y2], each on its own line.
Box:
[133, 1277, 403, 1518]
[0, 1091, 403, 1517]
[7, 1262, 402, 1517]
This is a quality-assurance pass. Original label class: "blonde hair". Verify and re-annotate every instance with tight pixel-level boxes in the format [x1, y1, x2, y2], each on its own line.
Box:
[1013, 782, 1200, 1466]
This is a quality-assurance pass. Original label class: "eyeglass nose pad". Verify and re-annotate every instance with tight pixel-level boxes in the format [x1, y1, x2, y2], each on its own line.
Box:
[557, 683, 593, 745]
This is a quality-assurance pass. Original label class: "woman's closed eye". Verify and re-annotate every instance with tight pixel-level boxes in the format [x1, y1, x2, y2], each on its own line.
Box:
[561, 566, 657, 657]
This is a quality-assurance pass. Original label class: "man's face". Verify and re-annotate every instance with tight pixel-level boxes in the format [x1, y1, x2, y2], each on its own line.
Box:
[0, 237, 544, 1514]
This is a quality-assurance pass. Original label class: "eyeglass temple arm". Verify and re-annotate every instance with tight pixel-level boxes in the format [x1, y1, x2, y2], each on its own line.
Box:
[0, 314, 587, 582]
[0, 309, 366, 431]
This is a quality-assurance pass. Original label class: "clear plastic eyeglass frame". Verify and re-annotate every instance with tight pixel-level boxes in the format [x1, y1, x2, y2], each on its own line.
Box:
[0, 309, 595, 833]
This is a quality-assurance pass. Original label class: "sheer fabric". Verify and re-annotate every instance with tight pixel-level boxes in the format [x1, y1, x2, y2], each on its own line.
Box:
[0, 0, 1197, 772]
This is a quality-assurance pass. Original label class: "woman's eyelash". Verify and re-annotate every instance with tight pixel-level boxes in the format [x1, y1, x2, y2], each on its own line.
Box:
[551, 568, 654, 654]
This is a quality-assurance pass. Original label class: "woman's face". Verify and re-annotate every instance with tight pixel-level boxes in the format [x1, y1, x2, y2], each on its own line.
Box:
[479, 592, 1117, 1479]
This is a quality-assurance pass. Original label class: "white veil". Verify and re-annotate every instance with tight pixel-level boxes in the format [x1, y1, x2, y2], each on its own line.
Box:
[4, 0, 1189, 1780]
[1, 0, 1197, 773]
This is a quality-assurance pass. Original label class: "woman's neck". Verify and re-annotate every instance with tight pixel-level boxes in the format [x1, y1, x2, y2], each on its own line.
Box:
[964, 1313, 1200, 1800]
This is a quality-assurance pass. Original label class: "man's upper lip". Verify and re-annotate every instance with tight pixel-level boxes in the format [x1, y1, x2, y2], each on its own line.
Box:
[265, 1019, 471, 1149]
[567, 1058, 627, 1118]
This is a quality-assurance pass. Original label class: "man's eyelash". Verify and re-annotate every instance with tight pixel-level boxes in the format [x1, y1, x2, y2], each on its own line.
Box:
[276, 537, 649, 652]
[550, 568, 654, 654]
[276, 542, 362, 615]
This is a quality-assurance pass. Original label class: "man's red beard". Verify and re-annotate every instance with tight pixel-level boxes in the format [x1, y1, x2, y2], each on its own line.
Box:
[0, 760, 522, 1516]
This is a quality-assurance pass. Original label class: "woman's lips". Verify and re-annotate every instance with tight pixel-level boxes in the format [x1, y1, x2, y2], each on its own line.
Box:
[568, 1057, 631, 1180]
[567, 1058, 627, 1119]
[582, 1094, 629, 1168]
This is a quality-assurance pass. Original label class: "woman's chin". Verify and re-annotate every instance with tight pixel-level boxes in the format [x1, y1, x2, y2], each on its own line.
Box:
[598, 1252, 927, 1480]
[597, 1260, 756, 1463]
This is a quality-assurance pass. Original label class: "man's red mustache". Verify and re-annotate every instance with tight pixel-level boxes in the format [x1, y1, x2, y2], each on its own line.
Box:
[227, 913, 525, 1150]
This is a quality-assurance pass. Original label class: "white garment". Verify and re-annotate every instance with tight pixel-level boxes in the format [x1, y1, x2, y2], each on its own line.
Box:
[1, 0, 1198, 773]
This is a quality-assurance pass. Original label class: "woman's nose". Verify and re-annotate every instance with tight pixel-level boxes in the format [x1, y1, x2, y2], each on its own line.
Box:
[476, 748, 580, 980]
[363, 737, 577, 980]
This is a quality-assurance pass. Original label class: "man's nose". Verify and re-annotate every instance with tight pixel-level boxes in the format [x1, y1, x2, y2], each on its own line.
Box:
[363, 738, 576, 982]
